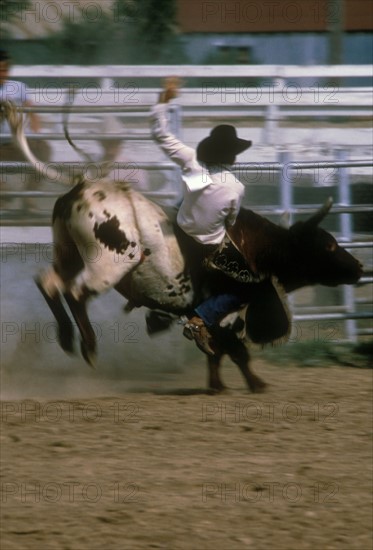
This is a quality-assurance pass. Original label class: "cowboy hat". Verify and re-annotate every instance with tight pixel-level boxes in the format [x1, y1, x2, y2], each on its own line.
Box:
[197, 125, 252, 164]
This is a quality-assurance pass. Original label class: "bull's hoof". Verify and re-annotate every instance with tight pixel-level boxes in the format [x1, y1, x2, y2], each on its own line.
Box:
[248, 376, 267, 393]
[209, 383, 228, 393]
[206, 388, 226, 395]
[58, 324, 75, 355]
[80, 341, 97, 369]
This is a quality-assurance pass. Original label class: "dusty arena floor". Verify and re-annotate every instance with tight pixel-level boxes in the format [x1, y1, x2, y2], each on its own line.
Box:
[1, 359, 372, 550]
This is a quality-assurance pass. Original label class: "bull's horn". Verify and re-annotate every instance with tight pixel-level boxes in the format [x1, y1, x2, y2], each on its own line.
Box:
[305, 196, 333, 227]
[2, 100, 71, 186]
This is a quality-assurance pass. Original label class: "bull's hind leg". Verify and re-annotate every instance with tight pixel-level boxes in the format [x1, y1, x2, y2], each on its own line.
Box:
[64, 240, 141, 366]
[35, 217, 83, 356]
[64, 290, 97, 367]
[37, 271, 96, 365]
[35, 272, 75, 354]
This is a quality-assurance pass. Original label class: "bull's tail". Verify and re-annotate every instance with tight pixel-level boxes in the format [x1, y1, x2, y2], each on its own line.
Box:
[63, 87, 95, 165]
[63, 88, 119, 179]
[1, 100, 71, 186]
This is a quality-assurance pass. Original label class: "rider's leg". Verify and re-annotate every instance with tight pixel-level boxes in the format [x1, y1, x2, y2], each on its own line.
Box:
[195, 293, 244, 327]
[182, 237, 260, 355]
[184, 292, 245, 356]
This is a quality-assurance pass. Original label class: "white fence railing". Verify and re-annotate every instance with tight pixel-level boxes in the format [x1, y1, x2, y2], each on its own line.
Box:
[7, 64, 373, 143]
[11, 64, 373, 79]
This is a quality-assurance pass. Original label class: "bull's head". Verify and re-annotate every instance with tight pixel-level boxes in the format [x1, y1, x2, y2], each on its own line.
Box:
[289, 198, 363, 288]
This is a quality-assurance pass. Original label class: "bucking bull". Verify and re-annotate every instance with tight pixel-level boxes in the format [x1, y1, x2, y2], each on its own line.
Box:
[2, 101, 363, 392]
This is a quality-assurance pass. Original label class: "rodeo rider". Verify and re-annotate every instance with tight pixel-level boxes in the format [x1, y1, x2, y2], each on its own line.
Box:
[151, 77, 261, 355]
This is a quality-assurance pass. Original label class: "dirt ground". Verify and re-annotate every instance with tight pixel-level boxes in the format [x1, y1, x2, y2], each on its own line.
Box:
[1, 357, 372, 550]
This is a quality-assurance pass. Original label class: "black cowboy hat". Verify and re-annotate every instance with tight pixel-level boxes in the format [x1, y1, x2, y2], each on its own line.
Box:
[197, 124, 252, 164]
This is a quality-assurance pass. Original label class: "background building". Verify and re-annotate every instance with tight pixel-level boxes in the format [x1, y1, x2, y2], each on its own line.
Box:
[1, 0, 372, 68]
[177, 0, 373, 66]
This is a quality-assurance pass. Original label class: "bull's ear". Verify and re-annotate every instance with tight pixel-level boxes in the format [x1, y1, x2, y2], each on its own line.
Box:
[304, 197, 333, 228]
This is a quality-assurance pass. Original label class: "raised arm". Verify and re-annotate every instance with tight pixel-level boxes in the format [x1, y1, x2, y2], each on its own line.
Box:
[150, 77, 195, 170]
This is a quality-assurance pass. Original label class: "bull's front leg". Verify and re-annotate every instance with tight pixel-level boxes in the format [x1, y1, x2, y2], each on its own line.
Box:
[207, 351, 227, 393]
[229, 340, 267, 393]
[214, 327, 267, 393]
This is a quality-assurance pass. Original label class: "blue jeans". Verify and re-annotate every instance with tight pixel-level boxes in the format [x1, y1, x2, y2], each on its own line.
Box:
[195, 293, 244, 327]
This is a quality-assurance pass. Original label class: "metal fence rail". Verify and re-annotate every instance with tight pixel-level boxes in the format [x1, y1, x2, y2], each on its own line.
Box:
[10, 87, 373, 146]
[7, 63, 373, 144]
[12, 64, 373, 79]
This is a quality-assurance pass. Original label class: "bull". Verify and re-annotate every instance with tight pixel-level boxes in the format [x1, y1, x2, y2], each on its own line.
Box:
[1, 101, 363, 392]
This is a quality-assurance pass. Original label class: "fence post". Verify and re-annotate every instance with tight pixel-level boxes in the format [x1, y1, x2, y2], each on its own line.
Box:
[337, 149, 357, 342]
[279, 151, 293, 224]
[279, 150, 296, 326]
[337, 149, 352, 242]
[263, 104, 280, 145]
[166, 104, 183, 205]
[100, 78, 114, 95]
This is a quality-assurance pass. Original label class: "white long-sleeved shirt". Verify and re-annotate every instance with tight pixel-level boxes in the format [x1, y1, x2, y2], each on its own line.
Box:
[150, 103, 245, 245]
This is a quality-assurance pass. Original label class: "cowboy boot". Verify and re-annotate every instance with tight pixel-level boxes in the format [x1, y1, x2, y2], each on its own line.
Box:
[183, 316, 215, 356]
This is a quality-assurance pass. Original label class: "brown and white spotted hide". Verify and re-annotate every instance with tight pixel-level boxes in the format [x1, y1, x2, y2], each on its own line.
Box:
[125, 193, 193, 309]
[60, 180, 193, 309]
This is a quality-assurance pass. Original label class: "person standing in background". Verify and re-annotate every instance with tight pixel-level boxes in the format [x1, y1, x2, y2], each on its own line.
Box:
[0, 49, 51, 213]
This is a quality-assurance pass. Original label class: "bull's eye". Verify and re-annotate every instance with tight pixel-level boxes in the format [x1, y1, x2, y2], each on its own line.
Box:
[326, 241, 337, 252]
